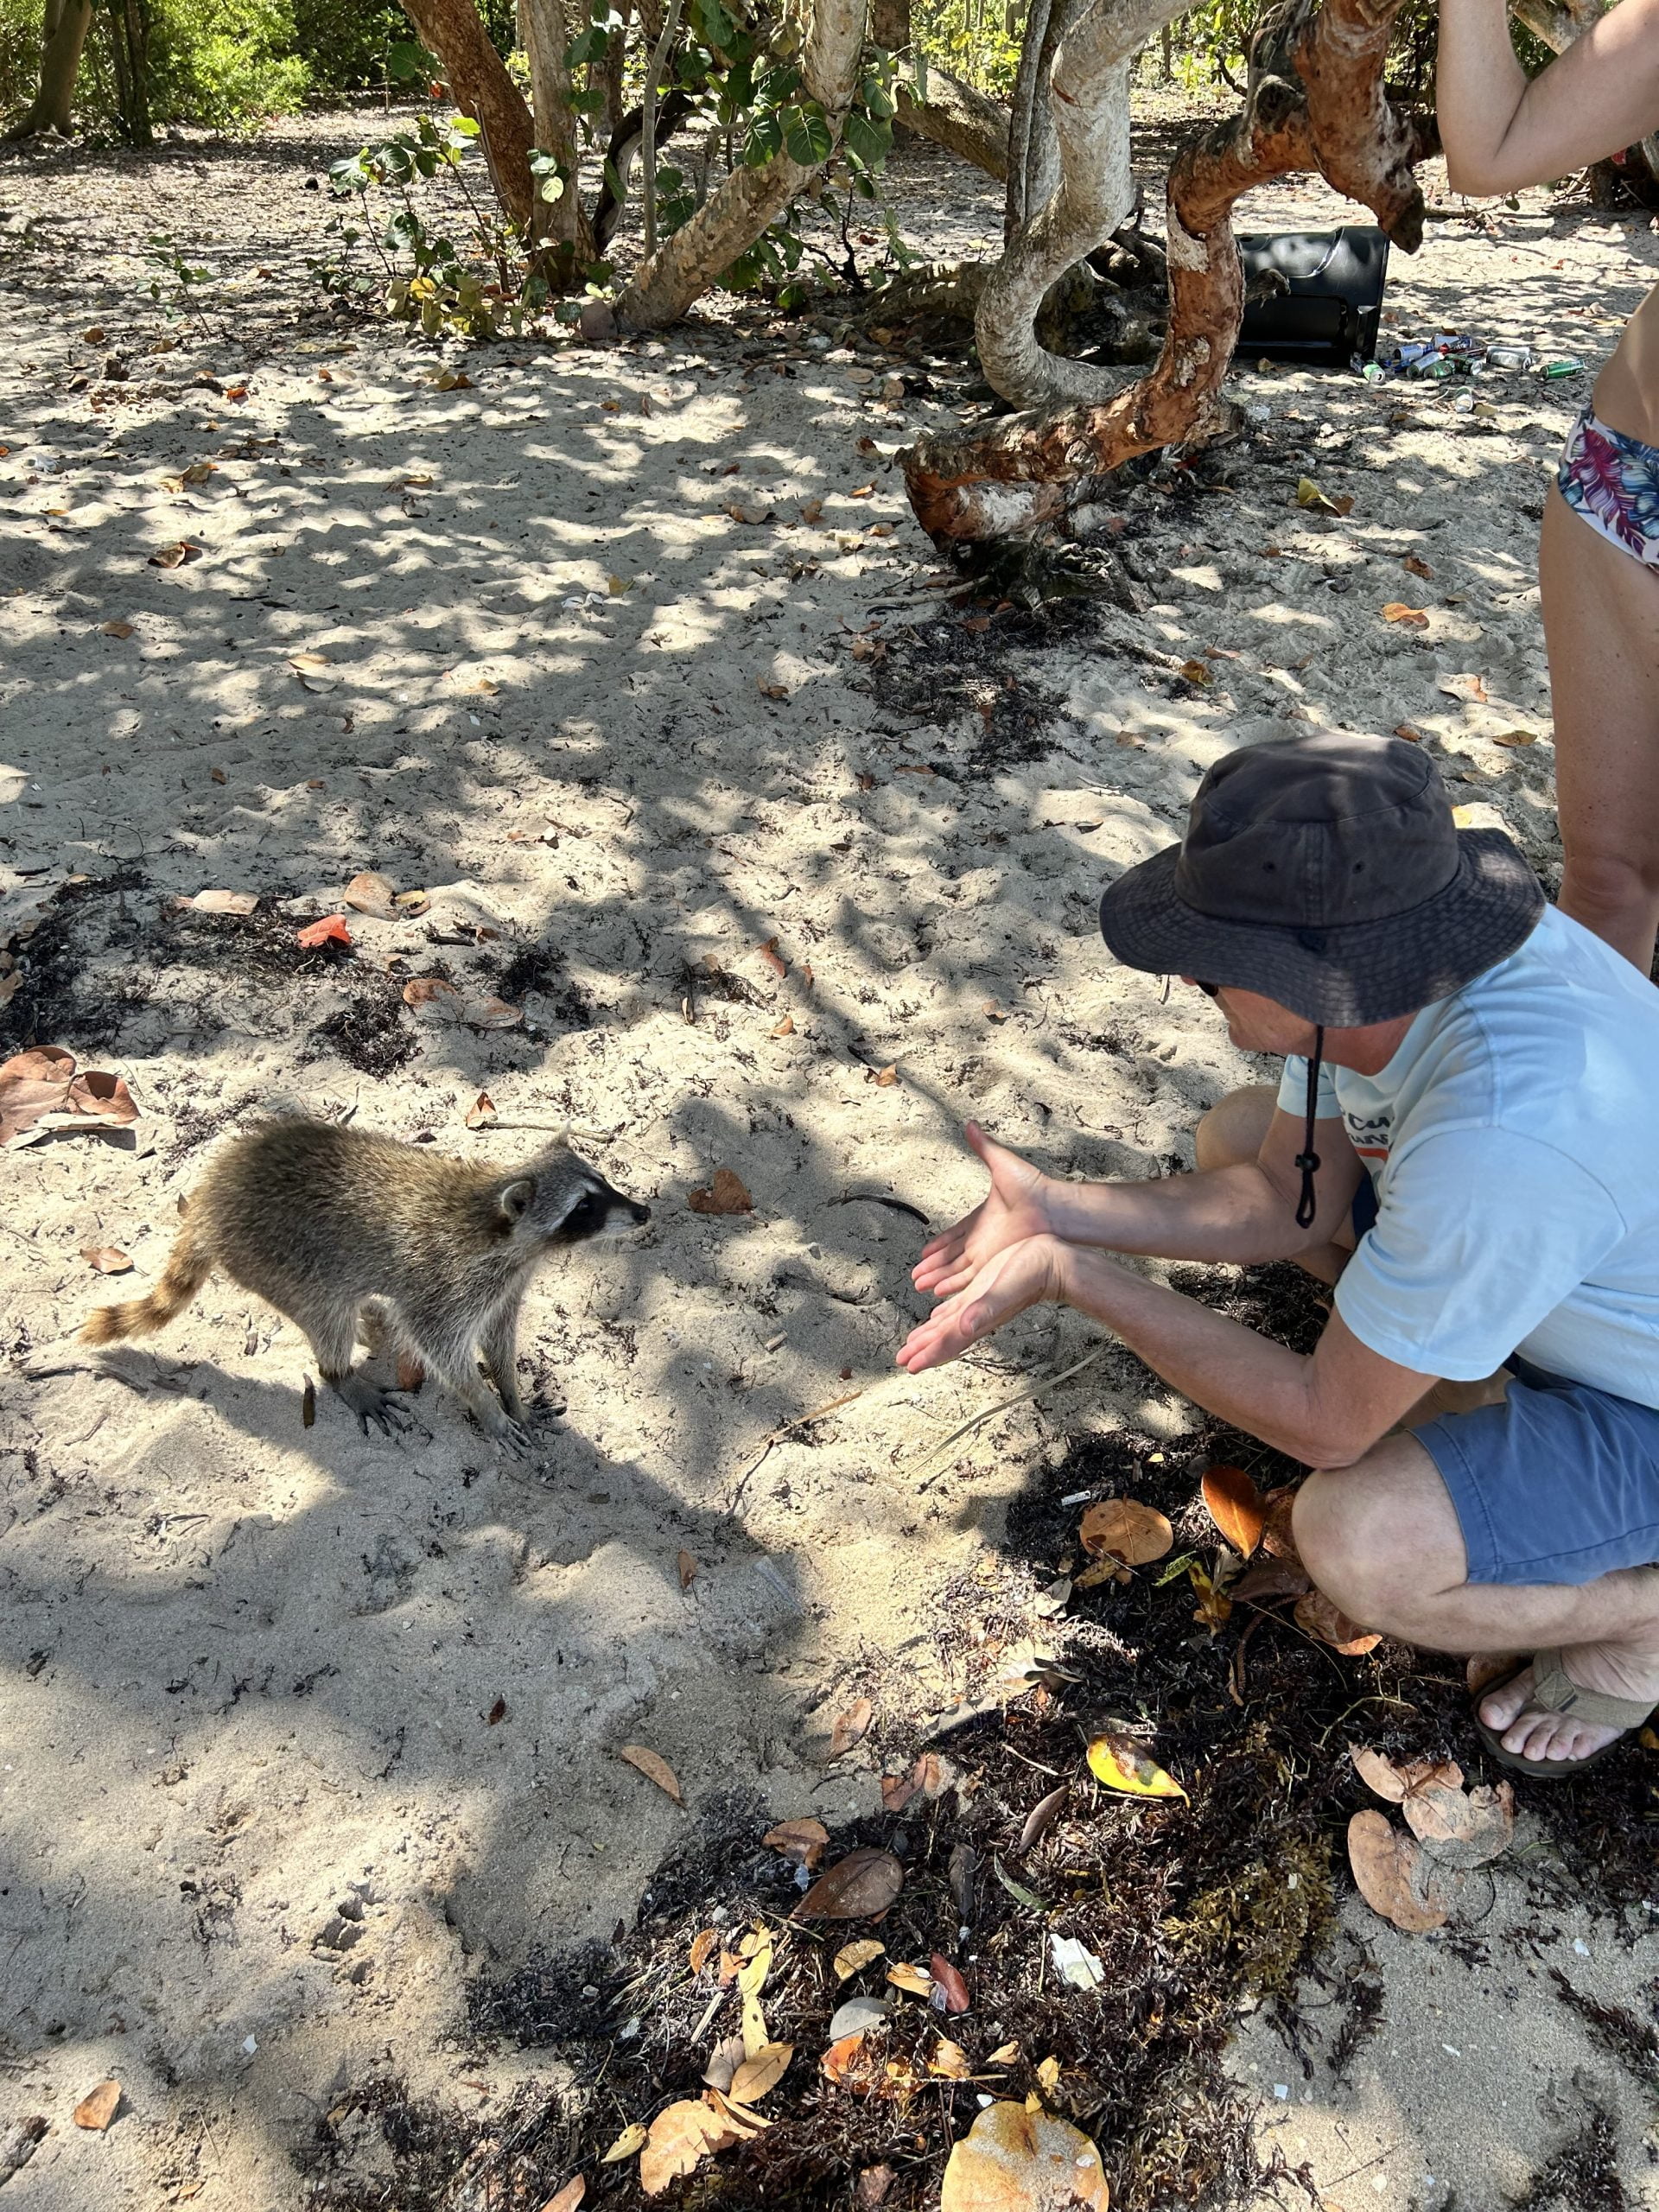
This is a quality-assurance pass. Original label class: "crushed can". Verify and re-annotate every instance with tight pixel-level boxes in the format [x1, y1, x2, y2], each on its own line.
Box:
[1485, 344, 1534, 369]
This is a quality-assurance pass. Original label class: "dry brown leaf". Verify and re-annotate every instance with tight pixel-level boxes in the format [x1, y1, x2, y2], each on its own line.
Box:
[99, 620, 135, 638]
[799, 498, 823, 523]
[874, 1064, 899, 1086]
[702, 2033, 745, 2091]
[1260, 1486, 1304, 1565]
[1346, 1808, 1455, 1934]
[930, 1954, 970, 2013]
[833, 1939, 885, 1980]
[539, 2179, 586, 2212]
[886, 1961, 933, 1997]
[180, 887, 259, 915]
[148, 541, 200, 568]
[1402, 554, 1434, 578]
[797, 1847, 903, 1921]
[296, 914, 352, 950]
[73, 2081, 121, 2132]
[763, 1818, 828, 1870]
[638, 2101, 734, 2196]
[830, 1697, 874, 1755]
[758, 680, 790, 700]
[880, 1773, 918, 1813]
[1402, 1777, 1515, 1867]
[689, 1928, 719, 1975]
[486, 1696, 507, 1726]
[1, 1047, 138, 1148]
[940, 2101, 1109, 2212]
[689, 1167, 753, 1216]
[1492, 728, 1538, 748]
[771, 1015, 796, 1038]
[730, 2043, 793, 2105]
[703, 2086, 768, 2139]
[1016, 1783, 1068, 1855]
[80, 1245, 132, 1274]
[1230, 1559, 1312, 1603]
[1179, 658, 1211, 685]
[1078, 1497, 1173, 1566]
[1439, 672, 1490, 703]
[1295, 1591, 1382, 1655]
[759, 938, 788, 978]
[618, 1745, 683, 1804]
[465, 1092, 497, 1129]
[677, 1548, 698, 1591]
[1200, 1463, 1267, 1557]
[1394, 722, 1426, 742]
[930, 2039, 972, 2079]
[343, 869, 398, 917]
[1349, 1747, 1464, 1803]
[912, 1751, 956, 1800]
[1381, 602, 1429, 627]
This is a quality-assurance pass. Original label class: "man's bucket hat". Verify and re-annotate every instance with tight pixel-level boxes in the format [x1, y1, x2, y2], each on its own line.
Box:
[1098, 733, 1545, 1026]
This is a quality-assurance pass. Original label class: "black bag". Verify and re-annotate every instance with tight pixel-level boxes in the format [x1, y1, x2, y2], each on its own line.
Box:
[1236, 226, 1391, 367]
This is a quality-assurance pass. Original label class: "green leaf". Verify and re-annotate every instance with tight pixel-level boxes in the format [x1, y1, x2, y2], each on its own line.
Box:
[744, 109, 784, 165]
[843, 110, 891, 169]
[781, 102, 834, 165]
[993, 1857, 1046, 1910]
[1154, 1549, 1200, 1586]
[448, 113, 481, 137]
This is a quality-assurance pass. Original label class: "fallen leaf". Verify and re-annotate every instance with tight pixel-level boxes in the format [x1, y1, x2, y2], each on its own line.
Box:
[830, 1697, 874, 1756]
[302, 1376, 316, 1427]
[677, 1548, 698, 1590]
[1295, 475, 1343, 515]
[851, 482, 874, 499]
[486, 1696, 507, 1726]
[148, 541, 200, 568]
[1492, 728, 1537, 748]
[690, 1928, 719, 1975]
[800, 498, 823, 523]
[618, 1745, 683, 1804]
[1179, 658, 1211, 684]
[1189, 1560, 1233, 1635]
[1349, 1747, 1465, 1803]
[1016, 1783, 1069, 1854]
[886, 1961, 934, 1998]
[759, 938, 788, 979]
[930, 2039, 971, 2079]
[1086, 1732, 1186, 1800]
[1346, 1808, 1454, 1933]
[1439, 672, 1490, 704]
[465, 1092, 497, 1129]
[912, 1751, 957, 1800]
[1381, 602, 1430, 627]
[771, 1015, 796, 1038]
[1201, 1463, 1267, 1557]
[401, 977, 522, 1029]
[930, 1954, 969, 2012]
[1260, 1486, 1304, 1565]
[797, 1846, 904, 1920]
[758, 680, 790, 700]
[343, 869, 397, 917]
[880, 1773, 918, 1813]
[1402, 1777, 1515, 1867]
[1035, 2054, 1062, 2092]
[296, 915, 352, 950]
[80, 1246, 132, 1274]
[1295, 1590, 1382, 1654]
[432, 370, 473, 391]
[702, 2033, 745, 2090]
[540, 2180, 586, 2212]
[730, 2044, 793, 2104]
[73, 2082, 121, 2131]
[763, 1818, 828, 1870]
[209, 766, 227, 785]
[99, 620, 135, 638]
[224, 382, 248, 401]
[874, 1065, 899, 1086]
[940, 2101, 1109, 2212]
[607, 573, 630, 595]
[180, 888, 258, 915]
[834, 1938, 886, 1980]
[822, 2032, 886, 2089]
[1394, 723, 1426, 742]
[1078, 1497, 1173, 1566]
[689, 1167, 753, 1216]
[0, 1047, 138, 1148]
[1402, 553, 1433, 577]
[638, 2100, 734, 2195]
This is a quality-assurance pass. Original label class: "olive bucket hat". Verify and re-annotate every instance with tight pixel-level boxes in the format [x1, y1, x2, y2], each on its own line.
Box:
[1099, 734, 1545, 1227]
[1098, 733, 1544, 1027]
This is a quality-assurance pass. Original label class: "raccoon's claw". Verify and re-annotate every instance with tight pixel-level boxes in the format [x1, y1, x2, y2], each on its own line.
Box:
[333, 1376, 414, 1437]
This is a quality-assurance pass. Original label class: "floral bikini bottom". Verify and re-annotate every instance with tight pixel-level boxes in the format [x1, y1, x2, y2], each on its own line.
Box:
[1558, 404, 1659, 569]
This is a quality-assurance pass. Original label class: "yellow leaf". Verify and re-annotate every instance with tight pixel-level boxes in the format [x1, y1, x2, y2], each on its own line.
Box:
[729, 2043, 793, 2105]
[988, 2041, 1020, 2065]
[1179, 658, 1211, 685]
[1086, 1732, 1186, 1800]
[1296, 475, 1326, 508]
[1035, 2055, 1062, 2093]
[833, 1938, 885, 1980]
[600, 2121, 647, 2163]
[607, 574, 630, 595]
[887, 1961, 934, 1998]
[930, 2039, 971, 2079]
[638, 2101, 734, 2196]
[940, 2105, 1109, 2212]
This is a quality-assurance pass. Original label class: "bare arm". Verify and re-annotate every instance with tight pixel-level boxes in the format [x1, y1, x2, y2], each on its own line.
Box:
[898, 1236, 1433, 1467]
[1438, 0, 1659, 195]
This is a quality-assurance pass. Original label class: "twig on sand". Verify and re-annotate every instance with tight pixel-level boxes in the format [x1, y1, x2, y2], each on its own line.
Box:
[913, 1343, 1109, 1478]
[724, 1387, 868, 1511]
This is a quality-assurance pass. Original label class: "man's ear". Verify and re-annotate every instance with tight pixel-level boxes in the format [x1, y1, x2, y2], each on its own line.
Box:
[498, 1178, 535, 1224]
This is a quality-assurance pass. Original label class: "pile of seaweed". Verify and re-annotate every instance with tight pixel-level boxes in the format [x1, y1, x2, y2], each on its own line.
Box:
[294, 1265, 1656, 2212]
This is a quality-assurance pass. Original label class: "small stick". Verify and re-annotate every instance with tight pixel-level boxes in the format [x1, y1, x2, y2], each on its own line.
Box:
[914, 1344, 1108, 1476]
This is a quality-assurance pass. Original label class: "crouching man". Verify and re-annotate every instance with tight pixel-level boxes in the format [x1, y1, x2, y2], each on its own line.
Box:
[899, 734, 1659, 1776]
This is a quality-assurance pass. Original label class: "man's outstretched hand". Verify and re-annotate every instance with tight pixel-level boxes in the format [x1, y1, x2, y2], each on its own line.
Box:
[911, 1122, 1056, 1298]
[897, 1234, 1070, 1374]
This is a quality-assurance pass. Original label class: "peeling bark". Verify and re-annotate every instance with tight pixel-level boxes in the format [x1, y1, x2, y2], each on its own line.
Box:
[616, 0, 868, 330]
[400, 0, 539, 236]
[903, 0, 1435, 548]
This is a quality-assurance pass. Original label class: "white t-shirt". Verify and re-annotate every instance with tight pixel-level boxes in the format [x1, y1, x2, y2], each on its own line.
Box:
[1275, 906, 1659, 1402]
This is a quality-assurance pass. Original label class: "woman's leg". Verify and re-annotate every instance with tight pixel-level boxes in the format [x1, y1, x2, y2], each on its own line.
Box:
[1540, 481, 1659, 974]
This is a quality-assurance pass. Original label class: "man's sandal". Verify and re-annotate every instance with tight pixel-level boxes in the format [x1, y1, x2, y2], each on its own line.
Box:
[1472, 1647, 1657, 1780]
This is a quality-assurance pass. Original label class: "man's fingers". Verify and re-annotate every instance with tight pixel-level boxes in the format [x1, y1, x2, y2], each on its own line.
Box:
[916, 1224, 969, 1268]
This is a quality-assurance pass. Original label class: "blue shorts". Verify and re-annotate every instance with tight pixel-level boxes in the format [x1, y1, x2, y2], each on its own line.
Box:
[1348, 1177, 1659, 1586]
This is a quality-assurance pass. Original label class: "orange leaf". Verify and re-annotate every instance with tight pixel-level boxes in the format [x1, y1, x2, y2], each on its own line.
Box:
[759, 938, 788, 978]
[638, 2099, 734, 2196]
[618, 1745, 683, 1803]
[1381, 602, 1429, 627]
[1078, 1497, 1173, 1566]
[73, 2081, 122, 2131]
[1295, 1590, 1382, 1654]
[296, 914, 351, 949]
[940, 2104, 1109, 2212]
[1402, 554, 1434, 578]
[830, 1696, 874, 1756]
[1200, 1463, 1266, 1556]
[763, 1818, 828, 1869]
[689, 1167, 753, 1215]
[1346, 1808, 1454, 1933]
[541, 2181, 586, 2212]
[677, 1548, 698, 1590]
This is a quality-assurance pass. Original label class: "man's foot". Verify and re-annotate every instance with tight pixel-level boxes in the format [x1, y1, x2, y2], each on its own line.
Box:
[1478, 1641, 1659, 1766]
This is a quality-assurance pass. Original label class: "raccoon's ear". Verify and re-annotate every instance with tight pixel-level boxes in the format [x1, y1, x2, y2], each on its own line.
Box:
[498, 1178, 535, 1224]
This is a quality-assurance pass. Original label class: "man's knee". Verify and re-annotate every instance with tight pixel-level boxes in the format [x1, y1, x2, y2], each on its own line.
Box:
[1292, 1441, 1465, 1627]
[1194, 1082, 1278, 1173]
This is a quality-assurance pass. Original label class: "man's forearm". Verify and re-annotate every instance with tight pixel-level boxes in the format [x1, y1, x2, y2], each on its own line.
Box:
[1041, 1160, 1343, 1268]
[1057, 1248, 1342, 1464]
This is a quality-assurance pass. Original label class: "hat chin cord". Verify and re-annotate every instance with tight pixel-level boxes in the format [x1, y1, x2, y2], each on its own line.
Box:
[1294, 1026, 1324, 1230]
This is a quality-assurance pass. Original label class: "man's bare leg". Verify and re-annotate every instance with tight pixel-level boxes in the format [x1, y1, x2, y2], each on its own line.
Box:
[1194, 1083, 1355, 1288]
[1294, 1433, 1659, 1764]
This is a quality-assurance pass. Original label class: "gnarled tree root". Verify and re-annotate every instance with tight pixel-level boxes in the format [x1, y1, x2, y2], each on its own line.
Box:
[902, 0, 1437, 548]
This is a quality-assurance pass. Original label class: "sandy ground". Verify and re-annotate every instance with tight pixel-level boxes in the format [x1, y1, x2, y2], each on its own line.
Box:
[0, 107, 1656, 2210]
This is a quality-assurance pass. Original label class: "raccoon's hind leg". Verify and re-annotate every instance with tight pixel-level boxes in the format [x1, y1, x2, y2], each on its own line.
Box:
[305, 1306, 412, 1437]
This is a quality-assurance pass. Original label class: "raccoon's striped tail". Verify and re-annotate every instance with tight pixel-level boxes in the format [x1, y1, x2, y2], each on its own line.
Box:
[80, 1223, 212, 1344]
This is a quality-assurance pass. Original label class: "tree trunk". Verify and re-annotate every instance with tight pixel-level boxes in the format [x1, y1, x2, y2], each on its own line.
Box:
[615, 0, 868, 329]
[105, 0, 154, 148]
[903, 0, 1436, 546]
[895, 67, 1011, 179]
[520, 0, 598, 262]
[399, 0, 539, 236]
[3, 0, 94, 139]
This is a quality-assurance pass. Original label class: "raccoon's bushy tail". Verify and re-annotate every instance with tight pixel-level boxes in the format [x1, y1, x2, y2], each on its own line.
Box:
[80, 1223, 212, 1344]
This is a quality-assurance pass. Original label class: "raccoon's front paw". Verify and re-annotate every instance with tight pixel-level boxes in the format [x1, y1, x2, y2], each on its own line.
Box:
[333, 1374, 414, 1437]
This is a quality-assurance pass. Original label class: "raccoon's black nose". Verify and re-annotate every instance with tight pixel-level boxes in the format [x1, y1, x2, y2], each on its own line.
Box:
[631, 1202, 651, 1225]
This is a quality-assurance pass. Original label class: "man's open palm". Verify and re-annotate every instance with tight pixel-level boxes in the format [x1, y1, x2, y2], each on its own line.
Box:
[911, 1122, 1055, 1298]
